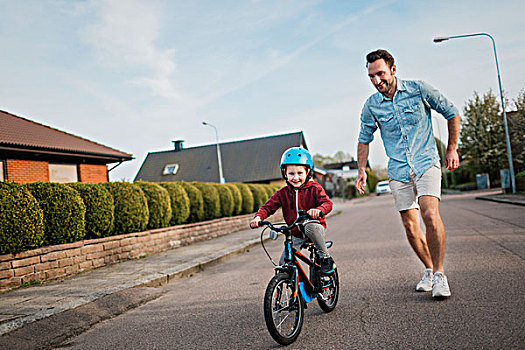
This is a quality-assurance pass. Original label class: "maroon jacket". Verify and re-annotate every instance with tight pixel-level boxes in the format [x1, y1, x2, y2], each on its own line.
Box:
[255, 181, 333, 237]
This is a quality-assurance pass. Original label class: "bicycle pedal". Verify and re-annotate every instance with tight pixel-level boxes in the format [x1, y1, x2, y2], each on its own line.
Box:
[317, 293, 328, 301]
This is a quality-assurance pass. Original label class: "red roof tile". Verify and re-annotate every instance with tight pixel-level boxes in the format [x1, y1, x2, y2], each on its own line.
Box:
[0, 110, 132, 160]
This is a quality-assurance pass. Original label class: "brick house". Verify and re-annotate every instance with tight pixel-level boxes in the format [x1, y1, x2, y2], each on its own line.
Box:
[135, 131, 311, 185]
[0, 110, 133, 183]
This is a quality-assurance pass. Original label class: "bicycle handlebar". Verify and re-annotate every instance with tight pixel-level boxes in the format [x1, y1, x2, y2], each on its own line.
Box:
[258, 210, 324, 232]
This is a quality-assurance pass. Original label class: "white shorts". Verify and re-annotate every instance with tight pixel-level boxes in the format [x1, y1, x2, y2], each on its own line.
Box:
[389, 163, 442, 212]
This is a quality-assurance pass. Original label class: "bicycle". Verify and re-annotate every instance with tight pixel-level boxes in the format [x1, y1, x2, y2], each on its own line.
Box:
[257, 210, 339, 345]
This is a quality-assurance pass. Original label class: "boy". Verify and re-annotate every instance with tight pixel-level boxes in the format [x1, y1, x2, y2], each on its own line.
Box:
[250, 147, 335, 274]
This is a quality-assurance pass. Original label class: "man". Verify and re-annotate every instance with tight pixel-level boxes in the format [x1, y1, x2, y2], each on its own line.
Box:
[356, 49, 460, 299]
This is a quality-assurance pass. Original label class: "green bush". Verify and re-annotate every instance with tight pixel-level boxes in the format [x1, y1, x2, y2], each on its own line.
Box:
[516, 171, 525, 178]
[224, 184, 242, 215]
[271, 184, 283, 193]
[103, 182, 149, 234]
[160, 182, 190, 225]
[192, 182, 221, 220]
[179, 182, 204, 223]
[248, 184, 268, 212]
[262, 184, 275, 200]
[67, 183, 114, 239]
[212, 184, 234, 217]
[366, 168, 379, 193]
[232, 183, 254, 214]
[135, 182, 172, 230]
[0, 182, 45, 254]
[25, 182, 86, 245]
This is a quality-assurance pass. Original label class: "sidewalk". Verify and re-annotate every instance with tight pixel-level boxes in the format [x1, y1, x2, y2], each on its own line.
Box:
[0, 224, 265, 349]
[475, 192, 525, 206]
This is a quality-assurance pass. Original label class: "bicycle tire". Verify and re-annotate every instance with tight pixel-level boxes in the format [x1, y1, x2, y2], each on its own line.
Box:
[317, 268, 339, 313]
[263, 273, 304, 345]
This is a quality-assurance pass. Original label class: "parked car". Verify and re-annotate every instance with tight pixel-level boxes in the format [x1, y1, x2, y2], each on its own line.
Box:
[376, 180, 391, 195]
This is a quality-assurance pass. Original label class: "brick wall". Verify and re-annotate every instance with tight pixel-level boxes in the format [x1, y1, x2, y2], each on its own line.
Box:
[0, 213, 275, 293]
[4, 159, 109, 184]
[5, 159, 49, 183]
[78, 164, 108, 183]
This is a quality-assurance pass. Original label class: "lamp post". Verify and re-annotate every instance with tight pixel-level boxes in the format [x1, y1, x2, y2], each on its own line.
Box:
[202, 121, 225, 184]
[433, 32, 516, 193]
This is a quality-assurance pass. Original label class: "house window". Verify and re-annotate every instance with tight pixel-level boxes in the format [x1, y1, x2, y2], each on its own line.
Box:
[163, 164, 179, 175]
[49, 163, 78, 183]
[0, 160, 4, 181]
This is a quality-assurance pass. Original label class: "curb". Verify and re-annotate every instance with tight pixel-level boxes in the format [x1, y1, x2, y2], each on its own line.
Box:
[0, 237, 263, 349]
[475, 196, 525, 207]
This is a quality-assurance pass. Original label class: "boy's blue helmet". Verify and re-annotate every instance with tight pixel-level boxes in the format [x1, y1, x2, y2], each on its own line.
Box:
[280, 147, 314, 181]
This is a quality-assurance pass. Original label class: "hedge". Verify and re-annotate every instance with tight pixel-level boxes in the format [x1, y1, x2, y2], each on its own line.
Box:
[103, 182, 149, 234]
[160, 182, 190, 225]
[212, 184, 234, 217]
[0, 182, 45, 254]
[232, 183, 254, 214]
[366, 168, 379, 193]
[179, 182, 204, 223]
[261, 184, 274, 199]
[67, 183, 114, 239]
[136, 182, 172, 229]
[224, 183, 242, 216]
[192, 182, 221, 220]
[248, 184, 268, 213]
[271, 184, 283, 193]
[25, 182, 86, 245]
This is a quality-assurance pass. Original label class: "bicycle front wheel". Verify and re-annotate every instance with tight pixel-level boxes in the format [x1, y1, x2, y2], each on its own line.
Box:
[317, 267, 339, 312]
[263, 273, 304, 345]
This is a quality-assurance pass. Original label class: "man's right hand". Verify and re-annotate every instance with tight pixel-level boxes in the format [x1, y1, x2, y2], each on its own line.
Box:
[356, 169, 367, 195]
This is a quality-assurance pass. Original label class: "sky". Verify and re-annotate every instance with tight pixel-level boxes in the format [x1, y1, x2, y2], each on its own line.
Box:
[1, 0, 524, 181]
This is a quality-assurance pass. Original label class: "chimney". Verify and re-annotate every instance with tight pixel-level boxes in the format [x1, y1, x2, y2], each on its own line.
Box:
[172, 140, 184, 152]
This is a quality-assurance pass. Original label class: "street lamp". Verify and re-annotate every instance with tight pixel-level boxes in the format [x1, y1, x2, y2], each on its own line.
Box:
[433, 32, 516, 193]
[202, 121, 225, 184]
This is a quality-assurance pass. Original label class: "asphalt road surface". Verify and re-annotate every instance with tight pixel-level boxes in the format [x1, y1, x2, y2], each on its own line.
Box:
[58, 192, 524, 349]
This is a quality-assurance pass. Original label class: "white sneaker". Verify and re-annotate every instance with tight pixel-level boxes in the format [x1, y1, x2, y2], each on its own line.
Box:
[416, 269, 433, 292]
[432, 272, 451, 299]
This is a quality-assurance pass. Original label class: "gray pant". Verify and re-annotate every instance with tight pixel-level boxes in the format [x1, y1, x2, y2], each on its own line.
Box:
[279, 223, 330, 264]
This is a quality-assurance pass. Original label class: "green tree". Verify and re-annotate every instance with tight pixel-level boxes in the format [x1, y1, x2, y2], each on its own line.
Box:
[460, 91, 507, 180]
[510, 89, 525, 166]
[333, 151, 354, 163]
[313, 151, 353, 167]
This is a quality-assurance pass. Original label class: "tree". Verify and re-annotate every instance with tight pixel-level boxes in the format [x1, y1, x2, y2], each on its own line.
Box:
[510, 89, 525, 167]
[313, 151, 354, 167]
[460, 91, 507, 180]
[333, 151, 354, 163]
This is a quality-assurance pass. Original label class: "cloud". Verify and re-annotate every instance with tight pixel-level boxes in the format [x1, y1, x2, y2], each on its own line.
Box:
[199, 0, 399, 105]
[84, 0, 180, 98]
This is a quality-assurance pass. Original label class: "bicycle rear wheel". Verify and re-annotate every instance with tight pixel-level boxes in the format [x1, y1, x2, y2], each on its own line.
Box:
[263, 273, 304, 345]
[317, 268, 339, 312]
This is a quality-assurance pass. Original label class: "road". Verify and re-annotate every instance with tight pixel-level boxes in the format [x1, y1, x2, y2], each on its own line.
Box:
[58, 192, 524, 349]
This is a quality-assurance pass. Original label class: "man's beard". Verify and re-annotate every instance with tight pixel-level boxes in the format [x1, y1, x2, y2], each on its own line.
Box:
[375, 79, 394, 96]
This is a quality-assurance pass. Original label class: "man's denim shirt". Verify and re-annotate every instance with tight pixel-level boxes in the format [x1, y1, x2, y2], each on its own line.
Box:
[358, 79, 458, 182]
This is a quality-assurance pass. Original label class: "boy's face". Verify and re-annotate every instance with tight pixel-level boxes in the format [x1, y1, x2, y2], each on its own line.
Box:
[285, 165, 308, 188]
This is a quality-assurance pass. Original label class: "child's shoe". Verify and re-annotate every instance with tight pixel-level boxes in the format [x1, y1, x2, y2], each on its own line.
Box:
[320, 257, 335, 274]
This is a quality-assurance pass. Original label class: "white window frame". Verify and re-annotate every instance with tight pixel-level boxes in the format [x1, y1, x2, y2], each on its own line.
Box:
[162, 163, 179, 175]
[49, 163, 78, 183]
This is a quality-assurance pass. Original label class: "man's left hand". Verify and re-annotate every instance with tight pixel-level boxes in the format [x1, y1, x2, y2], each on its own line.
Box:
[444, 148, 459, 171]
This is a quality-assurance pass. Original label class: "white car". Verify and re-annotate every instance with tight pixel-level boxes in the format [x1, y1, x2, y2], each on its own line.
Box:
[376, 180, 391, 195]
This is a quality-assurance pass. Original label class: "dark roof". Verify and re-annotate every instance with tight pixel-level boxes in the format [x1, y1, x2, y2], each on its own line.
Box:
[0, 110, 133, 163]
[134, 131, 306, 183]
[323, 161, 360, 170]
